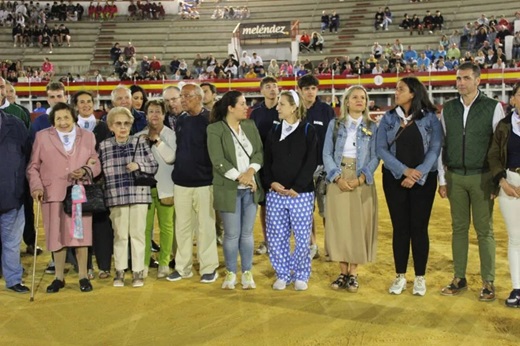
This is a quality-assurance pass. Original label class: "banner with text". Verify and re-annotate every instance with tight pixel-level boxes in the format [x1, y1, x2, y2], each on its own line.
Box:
[240, 21, 292, 39]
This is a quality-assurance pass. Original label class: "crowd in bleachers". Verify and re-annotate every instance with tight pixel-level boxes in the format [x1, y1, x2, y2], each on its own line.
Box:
[0, 0, 85, 27]
[210, 5, 250, 20]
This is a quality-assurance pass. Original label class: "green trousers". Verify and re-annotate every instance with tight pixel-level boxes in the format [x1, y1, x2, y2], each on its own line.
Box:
[145, 188, 175, 267]
[446, 171, 495, 282]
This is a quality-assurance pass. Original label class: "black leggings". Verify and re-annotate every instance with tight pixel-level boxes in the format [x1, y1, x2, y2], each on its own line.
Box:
[382, 167, 437, 276]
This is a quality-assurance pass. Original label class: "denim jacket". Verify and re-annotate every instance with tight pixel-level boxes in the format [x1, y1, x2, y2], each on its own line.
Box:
[323, 118, 380, 184]
[375, 108, 443, 185]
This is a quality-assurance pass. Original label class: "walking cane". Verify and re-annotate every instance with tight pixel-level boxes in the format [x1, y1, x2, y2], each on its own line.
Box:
[30, 201, 40, 302]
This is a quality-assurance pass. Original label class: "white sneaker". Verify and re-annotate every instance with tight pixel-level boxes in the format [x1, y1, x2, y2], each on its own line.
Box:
[294, 280, 308, 291]
[389, 274, 406, 295]
[143, 267, 149, 279]
[273, 279, 287, 290]
[413, 276, 426, 296]
[241, 271, 256, 290]
[255, 242, 268, 255]
[221, 271, 237, 290]
[309, 244, 319, 260]
[157, 266, 170, 279]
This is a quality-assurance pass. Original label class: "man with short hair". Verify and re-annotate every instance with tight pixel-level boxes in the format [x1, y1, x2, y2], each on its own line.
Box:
[0, 107, 31, 294]
[250, 76, 280, 255]
[298, 74, 335, 260]
[251, 52, 263, 66]
[438, 62, 505, 301]
[4, 81, 42, 256]
[167, 83, 218, 284]
[447, 43, 461, 60]
[29, 81, 66, 141]
[162, 85, 182, 130]
[200, 82, 217, 111]
[0, 78, 30, 128]
[110, 85, 147, 134]
[416, 52, 431, 70]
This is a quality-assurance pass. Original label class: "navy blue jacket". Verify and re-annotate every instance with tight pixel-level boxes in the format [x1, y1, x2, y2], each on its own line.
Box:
[29, 112, 51, 143]
[0, 111, 31, 212]
[304, 98, 336, 165]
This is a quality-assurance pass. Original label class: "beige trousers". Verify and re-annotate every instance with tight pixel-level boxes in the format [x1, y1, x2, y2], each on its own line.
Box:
[109, 204, 148, 272]
[174, 185, 219, 276]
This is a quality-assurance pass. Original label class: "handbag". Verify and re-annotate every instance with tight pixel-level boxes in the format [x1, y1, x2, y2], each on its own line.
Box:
[63, 166, 106, 215]
[132, 136, 158, 187]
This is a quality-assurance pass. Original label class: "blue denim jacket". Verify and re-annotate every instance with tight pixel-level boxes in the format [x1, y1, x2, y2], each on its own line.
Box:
[375, 108, 443, 185]
[323, 118, 380, 184]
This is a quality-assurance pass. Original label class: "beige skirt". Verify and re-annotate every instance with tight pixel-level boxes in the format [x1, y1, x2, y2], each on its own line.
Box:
[324, 157, 378, 264]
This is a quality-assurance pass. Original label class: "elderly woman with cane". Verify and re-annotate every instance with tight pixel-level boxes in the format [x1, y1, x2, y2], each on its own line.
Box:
[27, 102, 101, 294]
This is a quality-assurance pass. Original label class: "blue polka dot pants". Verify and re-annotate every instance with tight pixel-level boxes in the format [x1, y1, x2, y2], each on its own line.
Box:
[266, 191, 314, 282]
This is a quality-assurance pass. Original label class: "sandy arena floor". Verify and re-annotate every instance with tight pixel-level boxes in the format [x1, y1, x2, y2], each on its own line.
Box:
[1, 170, 519, 345]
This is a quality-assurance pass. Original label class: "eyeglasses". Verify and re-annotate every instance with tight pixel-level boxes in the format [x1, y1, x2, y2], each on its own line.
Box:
[113, 121, 133, 128]
[180, 94, 197, 99]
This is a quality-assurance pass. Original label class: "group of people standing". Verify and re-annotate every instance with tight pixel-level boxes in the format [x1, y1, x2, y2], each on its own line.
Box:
[1, 63, 520, 308]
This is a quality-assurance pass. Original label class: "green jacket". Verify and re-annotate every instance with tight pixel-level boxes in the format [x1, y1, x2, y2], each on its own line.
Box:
[443, 91, 497, 174]
[207, 119, 264, 212]
[487, 114, 512, 186]
[2, 102, 31, 128]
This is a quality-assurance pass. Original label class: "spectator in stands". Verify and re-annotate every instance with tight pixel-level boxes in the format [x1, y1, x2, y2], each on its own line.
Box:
[460, 22, 472, 49]
[484, 48, 497, 66]
[432, 10, 444, 32]
[127, 56, 138, 76]
[383, 6, 392, 30]
[124, 42, 136, 60]
[422, 10, 434, 34]
[434, 45, 447, 63]
[410, 14, 422, 35]
[475, 27, 489, 50]
[12, 23, 23, 48]
[238, 61, 249, 78]
[244, 68, 257, 79]
[267, 59, 280, 78]
[496, 47, 507, 63]
[224, 60, 237, 78]
[447, 43, 461, 60]
[240, 51, 252, 66]
[34, 101, 46, 113]
[299, 31, 311, 53]
[170, 56, 180, 75]
[496, 25, 511, 47]
[150, 56, 161, 72]
[329, 10, 339, 33]
[513, 32, 520, 60]
[492, 58, 506, 69]
[280, 60, 293, 77]
[110, 42, 122, 63]
[392, 39, 403, 55]
[474, 49, 485, 67]
[193, 53, 205, 77]
[399, 13, 412, 30]
[75, 2, 84, 20]
[251, 52, 263, 66]
[42, 57, 54, 78]
[311, 31, 324, 53]
[114, 56, 128, 79]
[477, 13, 489, 27]
[140, 55, 150, 76]
[371, 42, 383, 59]
[178, 59, 188, 77]
[128, 0, 137, 20]
[449, 29, 461, 48]
[403, 45, 418, 64]
[374, 7, 384, 30]
[320, 10, 329, 33]
[440, 34, 449, 50]
[372, 62, 383, 74]
[59, 23, 70, 47]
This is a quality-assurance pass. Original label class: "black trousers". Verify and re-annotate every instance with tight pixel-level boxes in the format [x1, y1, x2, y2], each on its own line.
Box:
[23, 180, 36, 247]
[87, 211, 114, 271]
[382, 167, 437, 276]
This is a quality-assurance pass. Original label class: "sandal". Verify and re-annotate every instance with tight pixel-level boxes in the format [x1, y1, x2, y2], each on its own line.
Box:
[87, 269, 95, 280]
[331, 274, 349, 290]
[98, 270, 110, 279]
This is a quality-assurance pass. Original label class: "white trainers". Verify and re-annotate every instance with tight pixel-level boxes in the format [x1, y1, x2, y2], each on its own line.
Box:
[294, 280, 308, 291]
[413, 276, 426, 296]
[389, 274, 406, 295]
[309, 244, 319, 260]
[157, 266, 170, 279]
[222, 271, 237, 290]
[241, 271, 256, 290]
[273, 278, 287, 290]
[255, 242, 268, 255]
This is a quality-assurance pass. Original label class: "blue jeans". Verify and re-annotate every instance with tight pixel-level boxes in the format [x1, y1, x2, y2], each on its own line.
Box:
[0, 205, 25, 287]
[220, 189, 257, 273]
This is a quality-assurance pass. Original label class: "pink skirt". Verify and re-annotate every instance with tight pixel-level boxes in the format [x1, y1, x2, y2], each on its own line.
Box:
[41, 202, 93, 252]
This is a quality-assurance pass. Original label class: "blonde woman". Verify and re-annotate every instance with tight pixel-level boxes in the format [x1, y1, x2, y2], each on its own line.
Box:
[264, 90, 318, 291]
[323, 86, 379, 292]
[267, 59, 280, 78]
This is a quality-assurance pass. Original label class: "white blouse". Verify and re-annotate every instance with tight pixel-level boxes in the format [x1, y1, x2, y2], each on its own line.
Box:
[342, 116, 361, 158]
[224, 124, 261, 189]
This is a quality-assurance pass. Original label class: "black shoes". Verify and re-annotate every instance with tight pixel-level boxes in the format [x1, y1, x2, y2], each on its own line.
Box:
[26, 245, 43, 256]
[46, 279, 65, 293]
[149, 257, 159, 268]
[151, 240, 160, 252]
[7, 283, 30, 293]
[79, 278, 93, 292]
